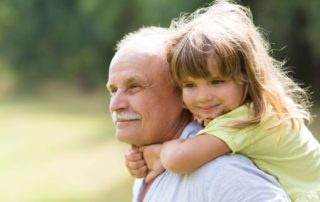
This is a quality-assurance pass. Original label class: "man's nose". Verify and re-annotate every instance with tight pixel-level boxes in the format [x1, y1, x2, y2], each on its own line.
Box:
[109, 90, 127, 112]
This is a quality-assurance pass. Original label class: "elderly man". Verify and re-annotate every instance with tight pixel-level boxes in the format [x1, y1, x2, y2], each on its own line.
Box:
[107, 27, 290, 202]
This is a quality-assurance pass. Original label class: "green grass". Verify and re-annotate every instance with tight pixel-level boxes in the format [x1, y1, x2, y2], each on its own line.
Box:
[0, 93, 133, 202]
[0, 91, 318, 202]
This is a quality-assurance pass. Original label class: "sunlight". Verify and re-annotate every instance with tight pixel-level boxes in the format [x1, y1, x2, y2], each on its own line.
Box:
[0, 98, 132, 202]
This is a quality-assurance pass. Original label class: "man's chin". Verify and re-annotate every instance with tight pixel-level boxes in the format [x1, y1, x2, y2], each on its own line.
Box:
[116, 133, 139, 145]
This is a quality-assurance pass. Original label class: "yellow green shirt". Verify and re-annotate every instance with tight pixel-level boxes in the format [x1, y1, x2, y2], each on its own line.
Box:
[198, 105, 320, 201]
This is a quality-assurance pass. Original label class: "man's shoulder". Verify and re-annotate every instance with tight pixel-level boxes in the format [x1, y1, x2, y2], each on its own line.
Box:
[189, 154, 282, 188]
[134, 154, 290, 202]
[188, 154, 290, 201]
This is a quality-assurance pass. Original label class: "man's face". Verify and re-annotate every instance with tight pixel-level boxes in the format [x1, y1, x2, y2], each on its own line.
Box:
[107, 41, 184, 146]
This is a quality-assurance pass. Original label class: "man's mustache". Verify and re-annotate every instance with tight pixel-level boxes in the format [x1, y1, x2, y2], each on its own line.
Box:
[112, 112, 142, 122]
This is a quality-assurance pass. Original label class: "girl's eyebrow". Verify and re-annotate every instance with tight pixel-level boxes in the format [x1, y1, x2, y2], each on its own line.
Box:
[210, 76, 224, 80]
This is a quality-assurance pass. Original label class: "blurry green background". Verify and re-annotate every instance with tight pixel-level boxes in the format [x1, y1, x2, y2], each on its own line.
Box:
[0, 0, 319, 202]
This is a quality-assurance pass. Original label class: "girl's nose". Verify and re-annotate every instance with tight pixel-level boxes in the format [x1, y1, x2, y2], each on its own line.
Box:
[196, 87, 213, 103]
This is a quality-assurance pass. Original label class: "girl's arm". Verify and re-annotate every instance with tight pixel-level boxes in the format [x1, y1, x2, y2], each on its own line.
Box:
[160, 134, 230, 173]
[141, 144, 165, 183]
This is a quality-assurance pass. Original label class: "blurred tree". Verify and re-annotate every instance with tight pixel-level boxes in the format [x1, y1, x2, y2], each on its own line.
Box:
[242, 0, 320, 97]
[0, 0, 139, 91]
[0, 0, 319, 98]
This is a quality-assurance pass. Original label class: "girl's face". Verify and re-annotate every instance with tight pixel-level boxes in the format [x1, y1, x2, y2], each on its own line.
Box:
[182, 74, 245, 124]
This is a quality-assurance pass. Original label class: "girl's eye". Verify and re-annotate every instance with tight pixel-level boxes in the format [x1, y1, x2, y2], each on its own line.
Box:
[182, 82, 195, 88]
[210, 80, 224, 85]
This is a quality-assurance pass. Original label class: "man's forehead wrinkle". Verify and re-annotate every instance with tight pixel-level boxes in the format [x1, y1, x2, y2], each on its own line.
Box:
[125, 75, 145, 85]
[109, 71, 148, 86]
[124, 36, 166, 56]
[108, 35, 167, 89]
[110, 46, 163, 69]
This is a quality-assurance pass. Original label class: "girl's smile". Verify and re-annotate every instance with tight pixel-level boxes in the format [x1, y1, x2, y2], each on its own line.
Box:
[182, 76, 245, 123]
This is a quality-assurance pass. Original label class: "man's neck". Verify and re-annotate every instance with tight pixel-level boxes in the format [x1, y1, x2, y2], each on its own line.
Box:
[139, 179, 154, 202]
[168, 109, 193, 140]
[139, 110, 192, 201]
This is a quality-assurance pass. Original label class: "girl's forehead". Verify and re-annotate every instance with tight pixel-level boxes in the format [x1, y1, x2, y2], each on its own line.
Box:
[181, 70, 223, 81]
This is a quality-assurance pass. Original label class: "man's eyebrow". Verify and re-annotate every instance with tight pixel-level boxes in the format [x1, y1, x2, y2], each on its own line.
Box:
[106, 83, 114, 93]
[106, 80, 114, 89]
[106, 82, 111, 90]
[125, 76, 149, 86]
[126, 77, 140, 84]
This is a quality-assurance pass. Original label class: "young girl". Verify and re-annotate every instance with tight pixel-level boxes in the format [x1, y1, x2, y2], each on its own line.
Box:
[127, 1, 320, 201]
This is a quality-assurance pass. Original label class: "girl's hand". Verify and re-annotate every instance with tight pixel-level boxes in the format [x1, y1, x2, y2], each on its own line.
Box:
[125, 145, 148, 178]
[141, 144, 165, 183]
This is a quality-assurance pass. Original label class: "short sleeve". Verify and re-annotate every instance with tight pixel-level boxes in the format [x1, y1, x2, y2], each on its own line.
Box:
[197, 105, 255, 153]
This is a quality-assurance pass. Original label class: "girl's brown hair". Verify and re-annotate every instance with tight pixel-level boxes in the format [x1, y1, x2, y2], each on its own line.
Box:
[166, 0, 312, 128]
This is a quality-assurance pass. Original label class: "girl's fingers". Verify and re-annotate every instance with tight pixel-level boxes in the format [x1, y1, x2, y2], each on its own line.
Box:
[125, 150, 143, 161]
[130, 165, 148, 178]
[126, 159, 146, 170]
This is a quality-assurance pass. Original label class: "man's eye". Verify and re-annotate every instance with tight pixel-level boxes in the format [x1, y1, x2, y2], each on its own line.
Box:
[131, 84, 140, 88]
[129, 84, 141, 89]
[108, 88, 117, 95]
[127, 84, 143, 93]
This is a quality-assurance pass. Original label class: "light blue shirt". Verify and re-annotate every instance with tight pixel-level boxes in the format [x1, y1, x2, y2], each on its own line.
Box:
[133, 121, 290, 202]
